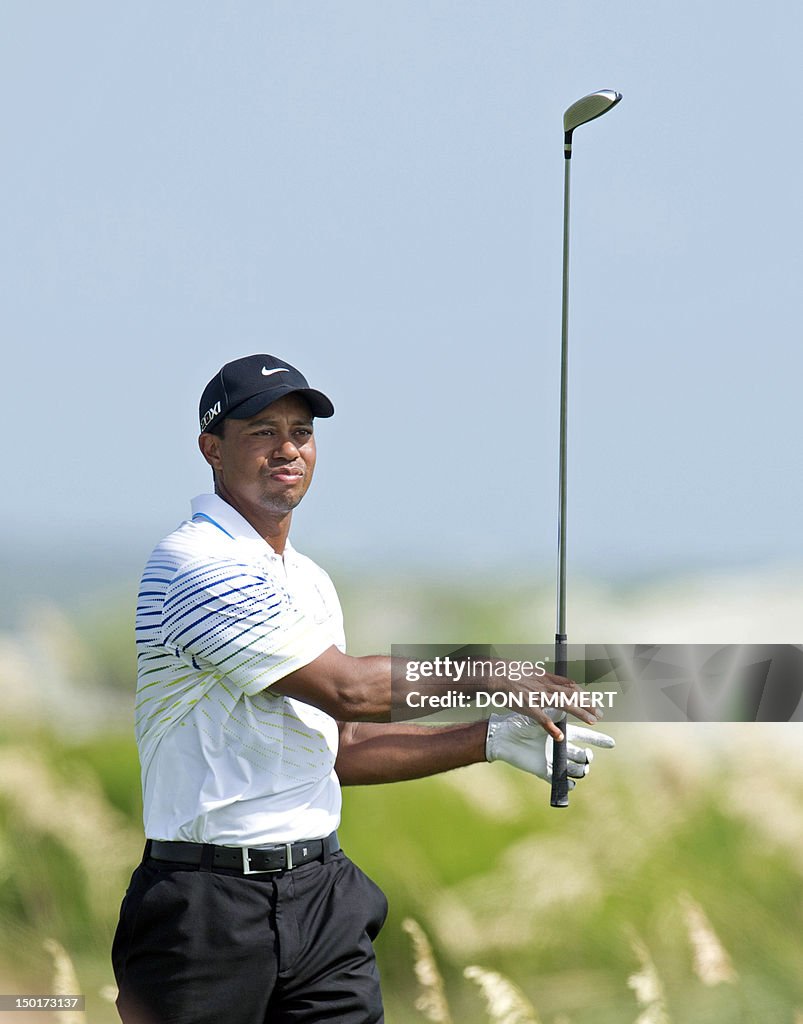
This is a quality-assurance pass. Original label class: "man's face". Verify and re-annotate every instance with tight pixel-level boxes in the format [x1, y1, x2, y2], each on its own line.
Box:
[199, 393, 316, 518]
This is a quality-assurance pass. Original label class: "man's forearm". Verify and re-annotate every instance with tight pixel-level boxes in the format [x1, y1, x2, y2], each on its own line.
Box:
[335, 721, 488, 785]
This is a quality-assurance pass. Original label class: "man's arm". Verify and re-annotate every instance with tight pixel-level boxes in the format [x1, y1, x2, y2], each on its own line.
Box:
[335, 721, 488, 785]
[335, 718, 616, 788]
[272, 645, 601, 740]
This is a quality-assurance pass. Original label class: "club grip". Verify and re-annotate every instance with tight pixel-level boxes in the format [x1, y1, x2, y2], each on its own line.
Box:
[550, 634, 570, 807]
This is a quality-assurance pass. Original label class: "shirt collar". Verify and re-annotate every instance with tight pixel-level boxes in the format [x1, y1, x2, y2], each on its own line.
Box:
[190, 493, 295, 558]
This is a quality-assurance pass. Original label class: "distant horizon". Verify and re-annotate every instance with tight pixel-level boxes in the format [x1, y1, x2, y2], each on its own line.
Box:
[3, 527, 798, 577]
[3, 532, 801, 632]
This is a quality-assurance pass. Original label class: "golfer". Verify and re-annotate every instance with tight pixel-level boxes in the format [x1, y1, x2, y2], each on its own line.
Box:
[112, 353, 614, 1024]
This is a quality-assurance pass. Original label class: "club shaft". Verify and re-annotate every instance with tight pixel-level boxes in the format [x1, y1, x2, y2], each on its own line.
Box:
[557, 155, 570, 641]
[550, 152, 572, 808]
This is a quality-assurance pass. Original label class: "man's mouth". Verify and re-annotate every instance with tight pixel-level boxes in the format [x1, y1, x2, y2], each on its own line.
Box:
[269, 468, 303, 484]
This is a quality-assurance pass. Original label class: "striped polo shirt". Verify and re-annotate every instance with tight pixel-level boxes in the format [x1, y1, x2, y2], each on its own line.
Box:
[135, 493, 345, 845]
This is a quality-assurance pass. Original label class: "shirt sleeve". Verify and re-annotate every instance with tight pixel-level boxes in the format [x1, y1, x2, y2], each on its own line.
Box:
[159, 556, 331, 696]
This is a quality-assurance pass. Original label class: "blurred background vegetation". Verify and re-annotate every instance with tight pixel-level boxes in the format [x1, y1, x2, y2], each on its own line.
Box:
[1, 562, 801, 1023]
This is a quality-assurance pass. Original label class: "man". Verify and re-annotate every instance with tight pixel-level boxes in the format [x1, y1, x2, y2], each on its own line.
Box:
[112, 353, 614, 1024]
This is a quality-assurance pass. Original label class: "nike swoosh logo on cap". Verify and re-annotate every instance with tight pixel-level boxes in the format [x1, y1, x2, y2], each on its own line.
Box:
[262, 367, 290, 377]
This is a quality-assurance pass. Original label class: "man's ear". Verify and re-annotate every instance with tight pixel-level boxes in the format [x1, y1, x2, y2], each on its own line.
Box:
[198, 431, 223, 472]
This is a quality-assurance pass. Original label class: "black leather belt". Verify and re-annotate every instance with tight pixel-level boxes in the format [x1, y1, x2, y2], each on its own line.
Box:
[147, 832, 339, 875]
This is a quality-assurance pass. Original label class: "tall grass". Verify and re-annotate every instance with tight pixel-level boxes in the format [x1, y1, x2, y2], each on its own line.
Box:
[627, 933, 670, 1024]
[0, 725, 800, 1022]
[1, 574, 802, 1022]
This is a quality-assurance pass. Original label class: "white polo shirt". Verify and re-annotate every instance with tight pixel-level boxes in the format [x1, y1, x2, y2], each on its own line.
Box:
[135, 493, 345, 845]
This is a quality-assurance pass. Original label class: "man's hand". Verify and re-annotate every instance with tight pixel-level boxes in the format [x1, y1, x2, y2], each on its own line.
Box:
[485, 712, 615, 789]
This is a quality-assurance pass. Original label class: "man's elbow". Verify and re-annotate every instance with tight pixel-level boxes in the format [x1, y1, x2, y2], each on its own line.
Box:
[318, 676, 387, 722]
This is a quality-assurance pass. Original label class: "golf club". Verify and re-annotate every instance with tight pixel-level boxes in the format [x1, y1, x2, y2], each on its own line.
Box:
[551, 89, 622, 808]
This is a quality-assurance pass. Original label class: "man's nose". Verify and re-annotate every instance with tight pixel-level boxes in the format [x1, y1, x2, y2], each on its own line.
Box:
[273, 435, 300, 459]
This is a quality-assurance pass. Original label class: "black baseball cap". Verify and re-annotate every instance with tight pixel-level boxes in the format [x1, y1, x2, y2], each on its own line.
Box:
[199, 354, 335, 433]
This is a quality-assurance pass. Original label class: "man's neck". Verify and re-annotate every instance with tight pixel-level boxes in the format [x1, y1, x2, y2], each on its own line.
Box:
[214, 487, 292, 554]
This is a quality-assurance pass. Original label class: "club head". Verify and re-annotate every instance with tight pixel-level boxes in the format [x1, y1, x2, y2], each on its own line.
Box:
[563, 90, 622, 134]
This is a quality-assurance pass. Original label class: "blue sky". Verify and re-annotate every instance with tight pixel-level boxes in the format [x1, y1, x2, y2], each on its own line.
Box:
[2, 1, 802, 585]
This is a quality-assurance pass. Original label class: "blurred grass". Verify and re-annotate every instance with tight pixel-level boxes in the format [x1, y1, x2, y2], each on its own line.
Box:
[339, 732, 803, 1024]
[1, 577, 802, 1023]
[1, 724, 799, 1023]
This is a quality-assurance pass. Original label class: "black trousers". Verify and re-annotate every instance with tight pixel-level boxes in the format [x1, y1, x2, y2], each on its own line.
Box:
[112, 848, 388, 1024]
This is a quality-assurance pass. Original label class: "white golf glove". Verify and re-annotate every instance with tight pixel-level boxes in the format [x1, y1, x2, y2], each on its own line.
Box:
[485, 712, 615, 788]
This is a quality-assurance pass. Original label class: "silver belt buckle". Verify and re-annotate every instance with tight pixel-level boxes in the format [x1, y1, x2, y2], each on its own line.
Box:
[241, 844, 294, 875]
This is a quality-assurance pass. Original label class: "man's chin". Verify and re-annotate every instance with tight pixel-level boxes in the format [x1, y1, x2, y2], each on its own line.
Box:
[260, 490, 306, 514]
[218, 487, 306, 519]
